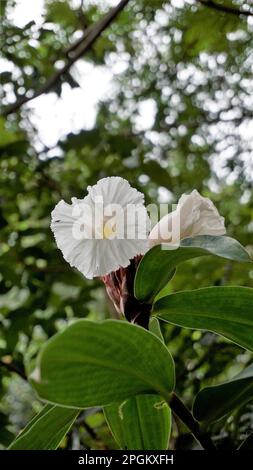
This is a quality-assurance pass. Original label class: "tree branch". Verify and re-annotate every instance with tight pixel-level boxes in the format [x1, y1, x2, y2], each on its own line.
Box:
[169, 392, 216, 450]
[2, 0, 130, 117]
[0, 359, 27, 381]
[197, 0, 253, 17]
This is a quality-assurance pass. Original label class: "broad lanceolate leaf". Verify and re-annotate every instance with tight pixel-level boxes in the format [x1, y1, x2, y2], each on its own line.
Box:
[30, 320, 175, 408]
[193, 363, 253, 424]
[104, 394, 171, 450]
[134, 235, 251, 302]
[153, 286, 253, 352]
[9, 404, 79, 450]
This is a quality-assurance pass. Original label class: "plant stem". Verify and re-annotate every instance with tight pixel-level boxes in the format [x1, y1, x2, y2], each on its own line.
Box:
[169, 392, 216, 450]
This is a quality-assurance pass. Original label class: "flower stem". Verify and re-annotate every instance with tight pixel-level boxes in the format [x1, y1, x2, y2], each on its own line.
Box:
[169, 392, 216, 450]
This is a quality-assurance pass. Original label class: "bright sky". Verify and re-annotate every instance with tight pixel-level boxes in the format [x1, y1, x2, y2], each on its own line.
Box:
[28, 64, 114, 149]
[7, 0, 45, 27]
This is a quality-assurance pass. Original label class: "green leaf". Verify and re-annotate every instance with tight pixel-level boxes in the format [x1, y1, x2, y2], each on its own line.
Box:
[181, 8, 243, 57]
[238, 433, 253, 450]
[149, 317, 164, 342]
[153, 286, 253, 352]
[135, 235, 251, 302]
[0, 117, 24, 148]
[9, 404, 79, 450]
[30, 320, 175, 408]
[104, 394, 171, 450]
[193, 363, 253, 424]
[46, 1, 77, 29]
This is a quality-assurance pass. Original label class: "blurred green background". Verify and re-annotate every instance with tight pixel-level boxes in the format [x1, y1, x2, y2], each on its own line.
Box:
[0, 0, 253, 449]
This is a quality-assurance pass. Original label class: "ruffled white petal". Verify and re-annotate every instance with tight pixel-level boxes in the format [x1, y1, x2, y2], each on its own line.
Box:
[87, 177, 144, 206]
[51, 177, 150, 278]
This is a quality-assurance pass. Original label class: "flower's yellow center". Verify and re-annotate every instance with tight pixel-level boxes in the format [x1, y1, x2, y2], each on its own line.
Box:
[103, 221, 117, 239]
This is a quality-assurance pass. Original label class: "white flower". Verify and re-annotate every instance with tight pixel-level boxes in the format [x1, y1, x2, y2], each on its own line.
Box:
[51, 177, 150, 279]
[149, 189, 226, 247]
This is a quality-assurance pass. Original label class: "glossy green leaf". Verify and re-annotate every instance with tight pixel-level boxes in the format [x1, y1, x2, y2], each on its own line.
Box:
[9, 404, 79, 450]
[104, 394, 171, 450]
[149, 317, 164, 342]
[135, 235, 251, 302]
[30, 320, 175, 408]
[153, 286, 253, 351]
[193, 363, 253, 424]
